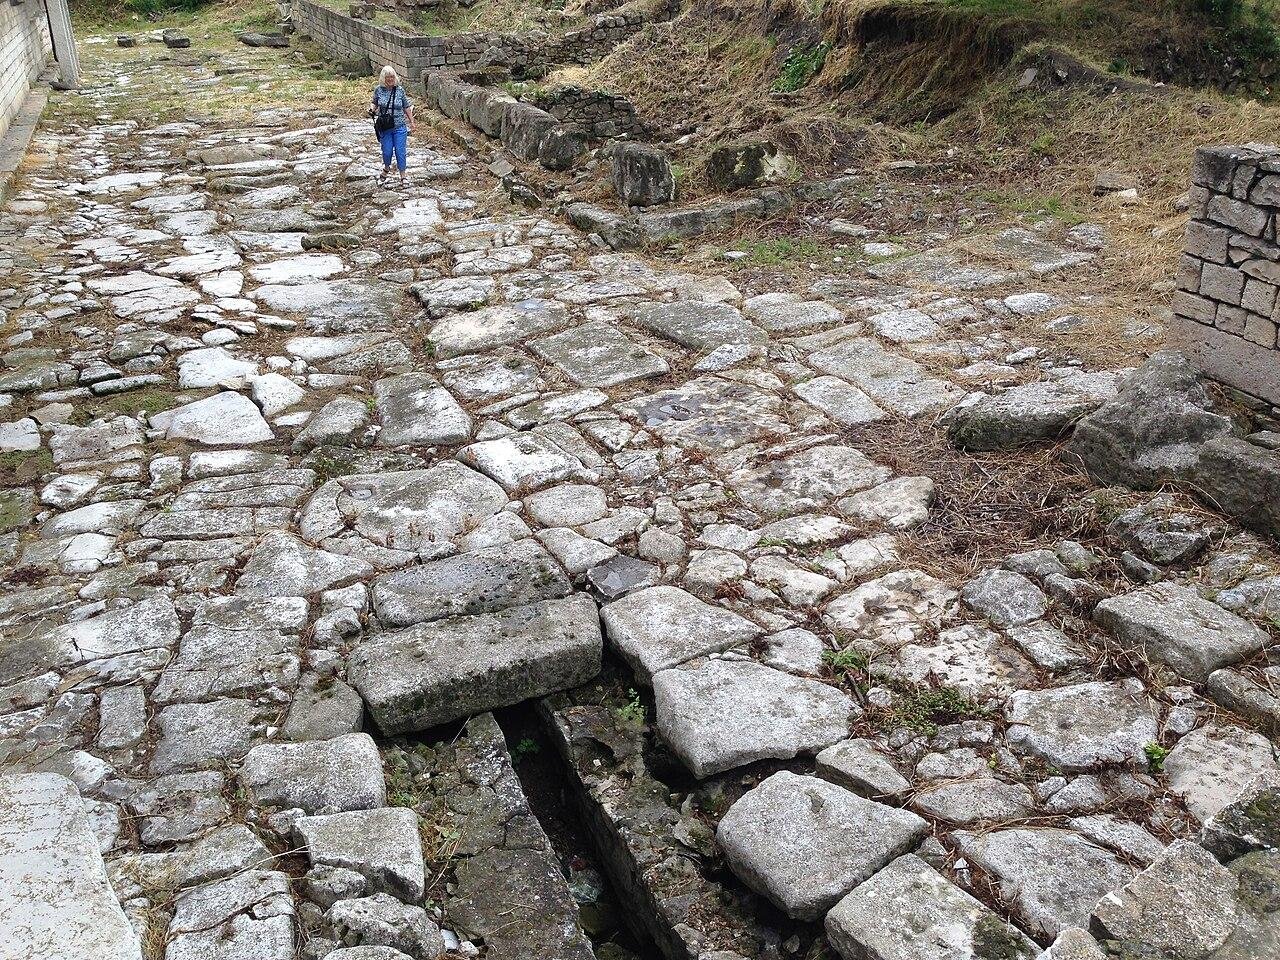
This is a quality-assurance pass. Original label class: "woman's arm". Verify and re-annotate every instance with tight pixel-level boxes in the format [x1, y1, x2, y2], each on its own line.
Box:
[405, 104, 414, 132]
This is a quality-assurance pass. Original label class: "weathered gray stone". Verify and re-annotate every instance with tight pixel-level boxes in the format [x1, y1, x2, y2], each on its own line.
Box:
[912, 778, 1036, 825]
[1089, 841, 1243, 959]
[1094, 583, 1266, 682]
[948, 373, 1119, 451]
[126, 771, 231, 845]
[326, 894, 442, 959]
[728, 444, 891, 517]
[0, 772, 142, 960]
[961, 569, 1050, 628]
[1070, 352, 1232, 488]
[1201, 783, 1280, 860]
[825, 854, 1039, 960]
[151, 391, 274, 445]
[241, 733, 387, 814]
[238, 532, 373, 597]
[717, 770, 928, 920]
[632, 300, 764, 354]
[371, 539, 570, 627]
[373, 374, 472, 447]
[600, 585, 760, 681]
[530, 321, 669, 388]
[348, 595, 602, 733]
[1005, 679, 1159, 771]
[1164, 724, 1280, 823]
[150, 699, 261, 775]
[610, 142, 675, 207]
[165, 869, 293, 960]
[952, 828, 1136, 940]
[816, 738, 912, 797]
[429, 300, 570, 360]
[295, 808, 425, 902]
[653, 658, 855, 778]
[294, 397, 371, 451]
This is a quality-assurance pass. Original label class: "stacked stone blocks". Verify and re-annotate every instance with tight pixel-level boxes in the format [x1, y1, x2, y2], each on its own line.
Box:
[530, 85, 649, 140]
[295, 0, 670, 80]
[1173, 143, 1280, 405]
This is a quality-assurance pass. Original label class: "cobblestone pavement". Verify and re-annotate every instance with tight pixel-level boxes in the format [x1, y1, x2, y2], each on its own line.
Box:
[1, 31, 1279, 960]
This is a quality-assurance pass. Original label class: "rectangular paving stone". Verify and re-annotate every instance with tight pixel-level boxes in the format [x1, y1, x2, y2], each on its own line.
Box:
[530, 321, 670, 388]
[348, 594, 602, 733]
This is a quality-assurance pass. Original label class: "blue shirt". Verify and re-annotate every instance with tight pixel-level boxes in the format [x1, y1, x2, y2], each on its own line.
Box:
[372, 85, 411, 129]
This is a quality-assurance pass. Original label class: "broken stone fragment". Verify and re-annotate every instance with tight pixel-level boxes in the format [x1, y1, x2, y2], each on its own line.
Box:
[295, 807, 425, 902]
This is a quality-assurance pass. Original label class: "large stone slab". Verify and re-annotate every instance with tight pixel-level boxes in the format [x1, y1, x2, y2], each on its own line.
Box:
[1163, 724, 1280, 823]
[947, 373, 1120, 451]
[631, 300, 765, 354]
[1005, 679, 1159, 771]
[717, 770, 928, 920]
[299, 464, 508, 551]
[0, 772, 142, 960]
[428, 300, 571, 359]
[530, 321, 669, 388]
[952, 828, 1136, 940]
[825, 854, 1039, 960]
[810, 337, 964, 418]
[727, 444, 891, 516]
[1094, 583, 1267, 682]
[458, 432, 587, 494]
[371, 539, 571, 628]
[165, 869, 293, 960]
[348, 595, 602, 733]
[618, 375, 789, 452]
[600, 585, 760, 681]
[237, 532, 373, 597]
[150, 391, 274, 445]
[373, 374, 472, 447]
[653, 658, 855, 778]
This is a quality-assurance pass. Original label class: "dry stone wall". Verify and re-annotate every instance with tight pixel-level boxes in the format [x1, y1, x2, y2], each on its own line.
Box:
[0, 0, 54, 142]
[1172, 143, 1280, 406]
[295, 0, 670, 79]
[530, 85, 649, 140]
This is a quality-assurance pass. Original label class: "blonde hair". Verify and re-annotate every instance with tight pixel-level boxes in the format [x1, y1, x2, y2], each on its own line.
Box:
[380, 65, 397, 83]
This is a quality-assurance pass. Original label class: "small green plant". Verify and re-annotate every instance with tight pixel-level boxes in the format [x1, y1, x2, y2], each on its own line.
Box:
[879, 684, 988, 736]
[773, 42, 831, 94]
[614, 688, 646, 729]
[1144, 742, 1170, 772]
[512, 736, 540, 760]
[823, 648, 870, 674]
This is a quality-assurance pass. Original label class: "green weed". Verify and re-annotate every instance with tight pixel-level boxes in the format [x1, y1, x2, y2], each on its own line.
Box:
[614, 688, 646, 729]
[1144, 742, 1170, 772]
[773, 42, 831, 94]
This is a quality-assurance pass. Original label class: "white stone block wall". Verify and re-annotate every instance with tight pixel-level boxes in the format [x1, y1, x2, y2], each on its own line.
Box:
[1172, 143, 1280, 406]
[0, 0, 54, 143]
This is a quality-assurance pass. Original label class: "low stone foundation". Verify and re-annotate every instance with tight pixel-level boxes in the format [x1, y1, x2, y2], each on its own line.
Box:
[529, 85, 649, 140]
[1171, 143, 1280, 407]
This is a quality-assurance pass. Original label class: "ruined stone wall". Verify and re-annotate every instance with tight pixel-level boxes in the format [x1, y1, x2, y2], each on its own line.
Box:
[0, 0, 54, 142]
[530, 85, 649, 140]
[294, 0, 424, 78]
[1172, 144, 1280, 407]
[295, 0, 671, 78]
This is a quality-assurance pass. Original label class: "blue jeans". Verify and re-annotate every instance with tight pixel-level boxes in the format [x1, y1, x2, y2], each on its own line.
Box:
[379, 126, 407, 172]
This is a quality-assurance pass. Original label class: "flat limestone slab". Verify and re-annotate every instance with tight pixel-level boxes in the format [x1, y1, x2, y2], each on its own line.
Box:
[348, 594, 603, 733]
[825, 854, 1039, 960]
[653, 659, 855, 778]
[717, 771, 928, 920]
[0, 772, 142, 960]
[371, 538, 571, 628]
[601, 585, 761, 681]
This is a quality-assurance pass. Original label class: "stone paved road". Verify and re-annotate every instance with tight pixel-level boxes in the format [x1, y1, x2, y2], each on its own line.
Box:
[1, 29, 1279, 960]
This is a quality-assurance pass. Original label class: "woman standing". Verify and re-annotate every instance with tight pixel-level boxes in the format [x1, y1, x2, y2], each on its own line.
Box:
[370, 65, 414, 187]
